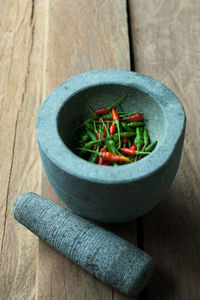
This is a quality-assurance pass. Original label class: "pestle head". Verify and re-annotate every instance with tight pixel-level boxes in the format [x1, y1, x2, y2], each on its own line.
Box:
[13, 192, 154, 296]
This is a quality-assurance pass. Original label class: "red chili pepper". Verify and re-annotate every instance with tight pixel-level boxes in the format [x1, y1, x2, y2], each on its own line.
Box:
[94, 107, 108, 115]
[109, 124, 116, 135]
[94, 94, 127, 115]
[111, 108, 119, 121]
[120, 148, 136, 156]
[111, 108, 121, 148]
[130, 144, 137, 150]
[100, 147, 107, 152]
[102, 162, 111, 166]
[98, 147, 107, 165]
[98, 157, 104, 165]
[125, 113, 143, 122]
[102, 151, 130, 162]
[123, 137, 128, 144]
[94, 131, 106, 139]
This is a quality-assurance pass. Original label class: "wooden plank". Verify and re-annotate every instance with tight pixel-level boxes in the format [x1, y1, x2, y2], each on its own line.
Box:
[0, 0, 46, 299]
[45, 0, 130, 93]
[129, 0, 200, 299]
[39, 1, 138, 299]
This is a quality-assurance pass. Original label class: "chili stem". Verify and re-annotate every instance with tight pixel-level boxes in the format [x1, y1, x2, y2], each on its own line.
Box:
[136, 151, 150, 155]
[77, 148, 98, 154]
[84, 102, 96, 116]
[120, 111, 140, 116]
[89, 144, 97, 161]
[107, 93, 127, 110]
[116, 120, 121, 149]
[100, 118, 111, 138]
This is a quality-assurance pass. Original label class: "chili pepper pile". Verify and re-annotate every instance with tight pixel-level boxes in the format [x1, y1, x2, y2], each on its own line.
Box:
[76, 94, 157, 166]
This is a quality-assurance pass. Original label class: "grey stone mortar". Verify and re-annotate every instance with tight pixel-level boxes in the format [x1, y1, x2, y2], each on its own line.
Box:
[13, 193, 154, 297]
[36, 70, 186, 222]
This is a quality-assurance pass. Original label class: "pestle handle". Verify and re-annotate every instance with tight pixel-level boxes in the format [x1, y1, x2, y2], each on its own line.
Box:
[13, 193, 154, 296]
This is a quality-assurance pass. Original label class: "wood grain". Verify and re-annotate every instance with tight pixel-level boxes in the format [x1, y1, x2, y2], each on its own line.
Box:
[2, 0, 199, 299]
[39, 1, 137, 300]
[129, 0, 200, 299]
[0, 0, 46, 299]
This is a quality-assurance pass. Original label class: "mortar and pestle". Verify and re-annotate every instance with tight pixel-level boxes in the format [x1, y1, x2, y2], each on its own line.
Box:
[13, 70, 186, 296]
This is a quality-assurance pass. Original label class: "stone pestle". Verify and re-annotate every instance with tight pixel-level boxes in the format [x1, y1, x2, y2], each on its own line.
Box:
[13, 192, 154, 296]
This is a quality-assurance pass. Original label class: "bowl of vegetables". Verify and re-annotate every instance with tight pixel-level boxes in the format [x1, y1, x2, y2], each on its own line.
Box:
[36, 70, 186, 223]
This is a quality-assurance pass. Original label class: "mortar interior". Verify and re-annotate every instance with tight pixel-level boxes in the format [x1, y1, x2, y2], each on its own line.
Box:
[57, 84, 166, 158]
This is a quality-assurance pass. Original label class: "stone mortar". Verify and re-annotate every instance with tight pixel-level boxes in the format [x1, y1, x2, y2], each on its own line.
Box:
[36, 70, 186, 223]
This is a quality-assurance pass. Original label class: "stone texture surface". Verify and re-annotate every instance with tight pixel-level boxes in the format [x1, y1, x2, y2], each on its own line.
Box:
[13, 193, 154, 297]
[36, 70, 186, 222]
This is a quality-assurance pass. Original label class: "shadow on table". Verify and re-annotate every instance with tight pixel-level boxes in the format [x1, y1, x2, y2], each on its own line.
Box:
[140, 183, 199, 300]
[100, 179, 200, 300]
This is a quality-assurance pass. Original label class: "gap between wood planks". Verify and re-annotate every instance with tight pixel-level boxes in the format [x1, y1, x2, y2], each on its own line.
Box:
[127, 1, 145, 299]
[0, 111, 19, 260]
[21, 0, 35, 106]
[126, 0, 145, 252]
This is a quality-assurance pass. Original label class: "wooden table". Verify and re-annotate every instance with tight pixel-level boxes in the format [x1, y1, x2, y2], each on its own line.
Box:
[1, 1, 200, 299]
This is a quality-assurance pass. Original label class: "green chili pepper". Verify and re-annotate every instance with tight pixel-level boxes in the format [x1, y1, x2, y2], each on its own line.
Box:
[105, 142, 115, 154]
[119, 123, 124, 133]
[86, 129, 97, 142]
[143, 128, 149, 147]
[134, 127, 144, 150]
[135, 151, 150, 155]
[121, 122, 133, 132]
[106, 139, 121, 155]
[84, 121, 94, 131]
[113, 132, 136, 139]
[145, 141, 157, 152]
[81, 133, 89, 142]
[127, 122, 144, 127]
[91, 155, 98, 163]
[101, 114, 113, 120]
[128, 139, 131, 148]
